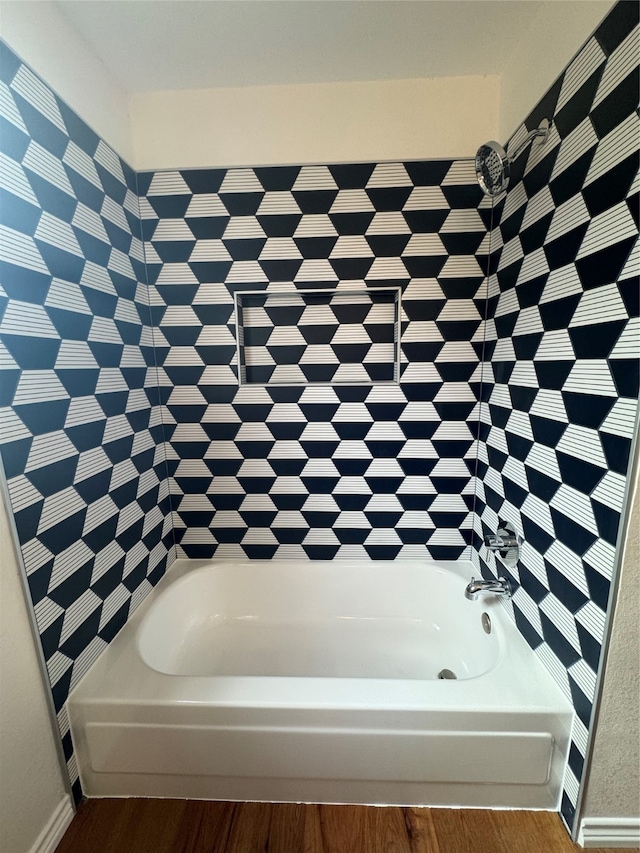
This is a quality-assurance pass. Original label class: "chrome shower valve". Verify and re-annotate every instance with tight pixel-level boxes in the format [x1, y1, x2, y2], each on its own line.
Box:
[483, 521, 522, 568]
[484, 533, 519, 551]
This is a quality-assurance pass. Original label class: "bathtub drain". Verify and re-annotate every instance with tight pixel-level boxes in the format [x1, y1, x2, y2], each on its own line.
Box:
[438, 668, 457, 680]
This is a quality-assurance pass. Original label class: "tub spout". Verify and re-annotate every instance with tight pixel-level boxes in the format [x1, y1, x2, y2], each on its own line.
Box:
[465, 576, 512, 601]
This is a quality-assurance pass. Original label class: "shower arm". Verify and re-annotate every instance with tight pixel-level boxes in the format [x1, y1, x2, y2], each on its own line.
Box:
[505, 119, 551, 163]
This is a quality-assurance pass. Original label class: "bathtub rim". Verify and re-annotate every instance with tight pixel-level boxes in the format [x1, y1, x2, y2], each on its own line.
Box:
[69, 557, 573, 715]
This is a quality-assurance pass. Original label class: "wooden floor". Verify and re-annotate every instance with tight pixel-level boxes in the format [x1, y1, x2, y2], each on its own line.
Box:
[56, 800, 623, 853]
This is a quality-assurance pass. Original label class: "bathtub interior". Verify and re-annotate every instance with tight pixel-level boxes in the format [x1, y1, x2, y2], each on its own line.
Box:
[137, 560, 499, 679]
[68, 558, 574, 809]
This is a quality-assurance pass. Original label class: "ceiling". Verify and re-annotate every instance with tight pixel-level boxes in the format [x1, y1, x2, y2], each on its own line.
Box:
[55, 1, 548, 93]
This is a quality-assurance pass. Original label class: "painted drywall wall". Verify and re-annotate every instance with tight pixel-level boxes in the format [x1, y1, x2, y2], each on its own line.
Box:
[0, 0, 133, 162]
[499, 0, 615, 142]
[130, 75, 500, 170]
[0, 0, 614, 175]
[582, 461, 640, 818]
[0, 491, 72, 853]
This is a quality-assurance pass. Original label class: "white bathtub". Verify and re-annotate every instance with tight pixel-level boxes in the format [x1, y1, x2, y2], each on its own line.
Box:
[69, 558, 573, 808]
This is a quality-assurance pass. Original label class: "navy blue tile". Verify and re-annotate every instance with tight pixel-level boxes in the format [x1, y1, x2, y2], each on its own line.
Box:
[441, 231, 486, 255]
[57, 100, 99, 157]
[12, 500, 43, 543]
[540, 611, 582, 668]
[568, 676, 593, 728]
[550, 508, 598, 555]
[94, 162, 126, 205]
[546, 562, 590, 613]
[549, 150, 597, 208]
[403, 160, 450, 185]
[438, 278, 482, 300]
[576, 237, 636, 290]
[26, 457, 78, 496]
[568, 742, 585, 784]
[596, 1, 639, 54]
[254, 165, 300, 191]
[0, 186, 42, 234]
[257, 214, 302, 238]
[303, 544, 341, 560]
[122, 556, 148, 591]
[582, 152, 639, 218]
[522, 150, 558, 200]
[147, 194, 192, 219]
[12, 92, 68, 157]
[218, 192, 264, 216]
[591, 70, 639, 139]
[328, 163, 375, 188]
[242, 545, 279, 559]
[367, 187, 413, 211]
[555, 68, 606, 139]
[538, 294, 582, 332]
[533, 361, 574, 391]
[618, 276, 640, 318]
[543, 224, 589, 272]
[562, 393, 615, 430]
[600, 431, 633, 476]
[0, 114, 31, 164]
[0, 40, 21, 82]
[609, 358, 640, 399]
[328, 211, 375, 235]
[39, 615, 64, 662]
[181, 168, 226, 193]
[293, 190, 338, 215]
[98, 601, 130, 644]
[2, 332, 60, 368]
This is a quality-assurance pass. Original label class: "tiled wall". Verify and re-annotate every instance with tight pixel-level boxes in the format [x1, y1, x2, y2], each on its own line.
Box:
[0, 42, 175, 795]
[138, 162, 491, 560]
[473, 1, 639, 832]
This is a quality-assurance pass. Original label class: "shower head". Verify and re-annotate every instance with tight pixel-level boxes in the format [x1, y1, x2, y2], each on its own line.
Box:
[475, 118, 552, 198]
[475, 140, 510, 197]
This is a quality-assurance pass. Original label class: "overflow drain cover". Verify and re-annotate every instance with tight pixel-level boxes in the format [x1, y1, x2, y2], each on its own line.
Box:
[438, 668, 457, 680]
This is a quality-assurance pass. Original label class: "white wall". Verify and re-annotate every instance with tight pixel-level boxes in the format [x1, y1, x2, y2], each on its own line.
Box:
[1, 1, 614, 170]
[130, 74, 500, 171]
[499, 0, 614, 141]
[0, 0, 133, 163]
[0, 491, 73, 853]
[582, 461, 640, 820]
[113, 0, 613, 170]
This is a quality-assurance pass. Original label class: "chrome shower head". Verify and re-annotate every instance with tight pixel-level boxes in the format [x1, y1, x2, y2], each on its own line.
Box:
[475, 118, 552, 198]
[475, 140, 510, 197]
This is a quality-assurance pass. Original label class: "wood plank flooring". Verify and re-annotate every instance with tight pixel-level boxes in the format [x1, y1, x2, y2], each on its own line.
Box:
[56, 800, 625, 853]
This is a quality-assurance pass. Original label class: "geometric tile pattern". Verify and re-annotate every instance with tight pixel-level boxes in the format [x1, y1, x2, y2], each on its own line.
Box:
[138, 160, 491, 561]
[0, 41, 175, 797]
[473, 2, 639, 833]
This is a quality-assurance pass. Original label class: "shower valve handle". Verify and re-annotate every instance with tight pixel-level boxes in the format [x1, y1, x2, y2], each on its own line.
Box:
[484, 533, 518, 551]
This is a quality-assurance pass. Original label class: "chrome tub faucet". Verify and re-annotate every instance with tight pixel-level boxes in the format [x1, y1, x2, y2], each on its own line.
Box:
[464, 576, 512, 601]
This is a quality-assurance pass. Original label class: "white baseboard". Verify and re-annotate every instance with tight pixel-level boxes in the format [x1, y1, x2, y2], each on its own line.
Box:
[30, 795, 75, 853]
[577, 817, 640, 848]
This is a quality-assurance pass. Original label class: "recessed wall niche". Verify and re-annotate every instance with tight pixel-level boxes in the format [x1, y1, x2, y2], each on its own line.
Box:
[235, 287, 401, 386]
